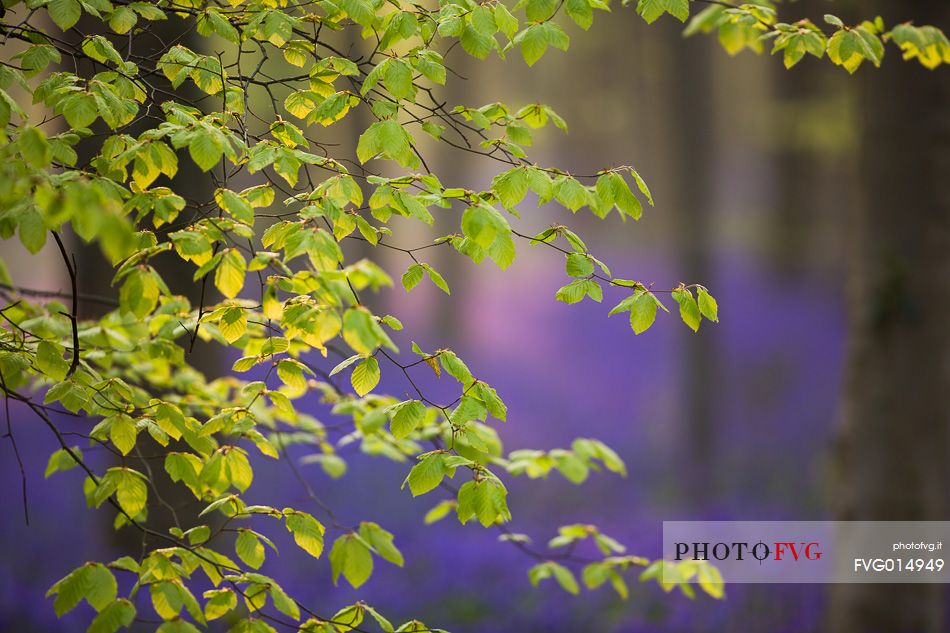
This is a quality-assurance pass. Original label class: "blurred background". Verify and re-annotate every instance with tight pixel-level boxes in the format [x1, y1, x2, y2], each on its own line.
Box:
[1, 1, 947, 632]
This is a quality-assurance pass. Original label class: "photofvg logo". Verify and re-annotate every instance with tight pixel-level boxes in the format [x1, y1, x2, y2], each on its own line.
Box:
[662, 521, 950, 584]
[674, 540, 822, 563]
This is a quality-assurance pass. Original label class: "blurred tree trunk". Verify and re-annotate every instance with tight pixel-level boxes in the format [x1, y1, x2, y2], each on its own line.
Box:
[768, 62, 821, 278]
[831, 2, 950, 631]
[665, 29, 718, 506]
[66, 18, 217, 542]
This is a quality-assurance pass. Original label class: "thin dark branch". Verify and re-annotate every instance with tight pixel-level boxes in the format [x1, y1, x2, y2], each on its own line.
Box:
[49, 231, 80, 378]
[0, 282, 117, 307]
[0, 371, 29, 525]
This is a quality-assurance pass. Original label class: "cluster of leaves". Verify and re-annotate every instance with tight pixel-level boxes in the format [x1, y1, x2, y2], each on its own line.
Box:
[524, 523, 723, 600]
[1, 0, 941, 632]
[682, 2, 949, 71]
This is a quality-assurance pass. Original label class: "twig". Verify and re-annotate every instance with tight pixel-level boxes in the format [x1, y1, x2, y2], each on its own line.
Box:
[0, 371, 28, 525]
[49, 231, 80, 378]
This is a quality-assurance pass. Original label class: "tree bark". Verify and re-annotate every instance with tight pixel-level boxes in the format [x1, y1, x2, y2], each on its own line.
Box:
[664, 25, 719, 507]
[831, 2, 950, 631]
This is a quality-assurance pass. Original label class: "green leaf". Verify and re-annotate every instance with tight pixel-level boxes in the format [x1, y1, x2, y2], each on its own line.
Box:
[223, 447, 254, 493]
[886, 23, 949, 70]
[214, 249, 246, 299]
[460, 6, 497, 60]
[87, 598, 136, 633]
[18, 210, 46, 253]
[518, 24, 549, 66]
[19, 44, 61, 76]
[552, 562, 581, 594]
[119, 268, 159, 318]
[219, 306, 247, 344]
[188, 131, 223, 171]
[456, 479, 510, 527]
[449, 395, 487, 425]
[109, 7, 138, 34]
[438, 350, 473, 385]
[420, 121, 445, 140]
[284, 509, 326, 559]
[555, 279, 601, 304]
[363, 604, 394, 633]
[697, 287, 719, 322]
[357, 119, 418, 169]
[339, 0, 375, 28]
[330, 535, 373, 588]
[277, 358, 307, 391]
[198, 9, 239, 43]
[379, 314, 402, 332]
[111, 467, 148, 516]
[424, 500, 456, 524]
[515, 22, 570, 66]
[600, 172, 642, 220]
[324, 607, 362, 633]
[488, 230, 516, 270]
[529, 561, 580, 594]
[81, 36, 123, 66]
[342, 307, 383, 355]
[573, 437, 627, 476]
[831, 26, 885, 73]
[565, 253, 594, 277]
[474, 383, 507, 421]
[150, 581, 185, 620]
[44, 446, 82, 478]
[697, 562, 725, 598]
[492, 168, 530, 209]
[629, 292, 658, 334]
[355, 216, 378, 245]
[359, 522, 404, 566]
[351, 357, 380, 396]
[47, 563, 117, 616]
[461, 204, 499, 250]
[421, 264, 450, 295]
[236, 529, 265, 569]
[555, 452, 589, 484]
[62, 94, 99, 129]
[672, 286, 701, 332]
[383, 59, 415, 100]
[330, 354, 362, 377]
[566, 0, 593, 30]
[636, 0, 690, 24]
[20, 127, 52, 168]
[526, 0, 558, 22]
[389, 400, 426, 439]
[36, 340, 69, 382]
[48, 569, 89, 617]
[824, 14, 844, 28]
[203, 588, 237, 621]
[401, 263, 424, 291]
[165, 452, 202, 496]
[199, 495, 242, 518]
[48, 0, 82, 31]
[403, 453, 447, 496]
[132, 4, 167, 21]
[268, 581, 299, 620]
[562, 228, 587, 252]
[607, 292, 636, 316]
[156, 620, 201, 633]
[553, 178, 590, 213]
[494, 4, 519, 39]
[82, 569, 119, 613]
[215, 189, 254, 224]
[630, 169, 654, 206]
[109, 415, 138, 456]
